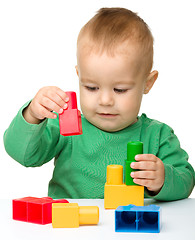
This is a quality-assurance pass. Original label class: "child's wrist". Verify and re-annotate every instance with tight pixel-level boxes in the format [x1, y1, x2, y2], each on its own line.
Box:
[22, 106, 42, 124]
[146, 185, 163, 196]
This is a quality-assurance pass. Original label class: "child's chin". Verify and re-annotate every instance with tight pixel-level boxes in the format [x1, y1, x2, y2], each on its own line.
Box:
[96, 123, 121, 133]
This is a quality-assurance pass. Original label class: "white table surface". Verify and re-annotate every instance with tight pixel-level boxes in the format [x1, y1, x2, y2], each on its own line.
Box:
[0, 198, 195, 240]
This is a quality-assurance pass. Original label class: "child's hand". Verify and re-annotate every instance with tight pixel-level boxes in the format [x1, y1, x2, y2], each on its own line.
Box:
[23, 86, 69, 124]
[130, 154, 165, 194]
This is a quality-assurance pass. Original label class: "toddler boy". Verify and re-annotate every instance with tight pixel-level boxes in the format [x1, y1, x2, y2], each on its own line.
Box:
[4, 8, 195, 200]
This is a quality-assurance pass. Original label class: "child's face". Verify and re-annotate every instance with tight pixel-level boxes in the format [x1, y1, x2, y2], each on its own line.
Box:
[76, 43, 151, 132]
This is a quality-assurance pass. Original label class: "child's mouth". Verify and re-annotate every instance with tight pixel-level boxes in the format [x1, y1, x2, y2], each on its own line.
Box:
[98, 113, 118, 118]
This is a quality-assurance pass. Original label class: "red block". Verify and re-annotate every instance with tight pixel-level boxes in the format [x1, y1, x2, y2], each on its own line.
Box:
[13, 197, 39, 222]
[59, 91, 82, 136]
[12, 197, 69, 225]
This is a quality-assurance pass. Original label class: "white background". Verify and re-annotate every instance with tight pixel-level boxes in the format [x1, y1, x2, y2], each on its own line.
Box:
[0, 0, 194, 199]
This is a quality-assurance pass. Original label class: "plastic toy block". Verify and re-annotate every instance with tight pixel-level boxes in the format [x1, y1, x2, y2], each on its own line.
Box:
[115, 204, 161, 233]
[27, 198, 68, 224]
[125, 141, 143, 185]
[52, 203, 99, 228]
[12, 197, 69, 224]
[59, 91, 82, 136]
[104, 165, 144, 209]
[104, 184, 144, 209]
[13, 197, 39, 222]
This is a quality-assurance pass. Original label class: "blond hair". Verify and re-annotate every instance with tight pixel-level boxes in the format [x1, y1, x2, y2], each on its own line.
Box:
[77, 7, 154, 75]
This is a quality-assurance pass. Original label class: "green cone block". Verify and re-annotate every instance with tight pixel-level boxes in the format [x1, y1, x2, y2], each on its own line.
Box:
[125, 141, 143, 185]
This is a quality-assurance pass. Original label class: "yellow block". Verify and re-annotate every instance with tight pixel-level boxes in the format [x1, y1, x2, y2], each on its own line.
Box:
[104, 184, 144, 209]
[52, 203, 79, 228]
[106, 165, 123, 185]
[79, 206, 99, 225]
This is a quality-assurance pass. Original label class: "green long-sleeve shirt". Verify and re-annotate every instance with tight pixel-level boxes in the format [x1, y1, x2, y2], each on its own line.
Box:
[3, 102, 195, 200]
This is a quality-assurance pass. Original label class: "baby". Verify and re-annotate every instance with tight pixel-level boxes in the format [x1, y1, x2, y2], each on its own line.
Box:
[4, 8, 195, 200]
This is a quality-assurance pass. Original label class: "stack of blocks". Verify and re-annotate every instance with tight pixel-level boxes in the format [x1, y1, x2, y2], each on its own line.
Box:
[104, 141, 161, 233]
[104, 141, 144, 209]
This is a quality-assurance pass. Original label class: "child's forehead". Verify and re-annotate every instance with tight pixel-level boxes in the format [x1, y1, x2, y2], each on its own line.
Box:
[77, 40, 144, 77]
[77, 36, 141, 57]
[77, 44, 146, 83]
[77, 37, 152, 79]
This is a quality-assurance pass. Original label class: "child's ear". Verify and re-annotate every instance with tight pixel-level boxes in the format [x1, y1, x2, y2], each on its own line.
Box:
[144, 70, 158, 94]
[75, 65, 79, 76]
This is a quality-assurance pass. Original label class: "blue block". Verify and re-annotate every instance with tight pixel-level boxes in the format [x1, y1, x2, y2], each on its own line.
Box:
[115, 204, 161, 233]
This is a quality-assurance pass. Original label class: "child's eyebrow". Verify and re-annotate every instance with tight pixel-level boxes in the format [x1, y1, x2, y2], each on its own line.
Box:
[112, 79, 136, 88]
[80, 78, 96, 83]
[114, 80, 135, 85]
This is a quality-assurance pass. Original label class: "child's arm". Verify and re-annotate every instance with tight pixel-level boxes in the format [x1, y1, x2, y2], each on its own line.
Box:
[4, 86, 69, 167]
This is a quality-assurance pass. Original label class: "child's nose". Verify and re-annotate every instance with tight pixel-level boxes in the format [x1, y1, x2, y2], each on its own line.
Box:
[98, 91, 114, 106]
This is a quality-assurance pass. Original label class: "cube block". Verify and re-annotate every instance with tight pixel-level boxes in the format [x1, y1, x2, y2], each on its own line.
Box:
[104, 184, 144, 209]
[13, 197, 39, 222]
[52, 203, 80, 228]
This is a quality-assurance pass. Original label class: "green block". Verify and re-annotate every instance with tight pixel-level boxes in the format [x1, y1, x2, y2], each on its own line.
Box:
[125, 141, 143, 186]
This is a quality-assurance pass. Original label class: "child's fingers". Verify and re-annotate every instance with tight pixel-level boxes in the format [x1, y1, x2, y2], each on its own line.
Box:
[36, 104, 57, 119]
[44, 110, 57, 119]
[131, 161, 156, 171]
[133, 178, 153, 188]
[135, 154, 157, 161]
[25, 86, 69, 122]
[45, 88, 69, 110]
[55, 87, 69, 103]
[130, 154, 165, 192]
[40, 96, 65, 114]
[131, 154, 158, 170]
[131, 170, 155, 180]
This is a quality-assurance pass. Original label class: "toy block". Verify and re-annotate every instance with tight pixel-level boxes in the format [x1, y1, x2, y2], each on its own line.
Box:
[104, 165, 144, 209]
[104, 184, 144, 209]
[115, 204, 161, 233]
[59, 91, 82, 136]
[125, 141, 143, 185]
[52, 203, 99, 228]
[13, 197, 39, 221]
[12, 197, 69, 224]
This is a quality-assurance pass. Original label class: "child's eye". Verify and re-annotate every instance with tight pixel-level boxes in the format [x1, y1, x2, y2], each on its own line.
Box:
[114, 88, 128, 93]
[85, 86, 98, 91]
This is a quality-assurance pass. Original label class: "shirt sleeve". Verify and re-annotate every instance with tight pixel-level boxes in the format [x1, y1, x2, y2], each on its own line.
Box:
[145, 126, 195, 201]
[3, 101, 67, 167]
